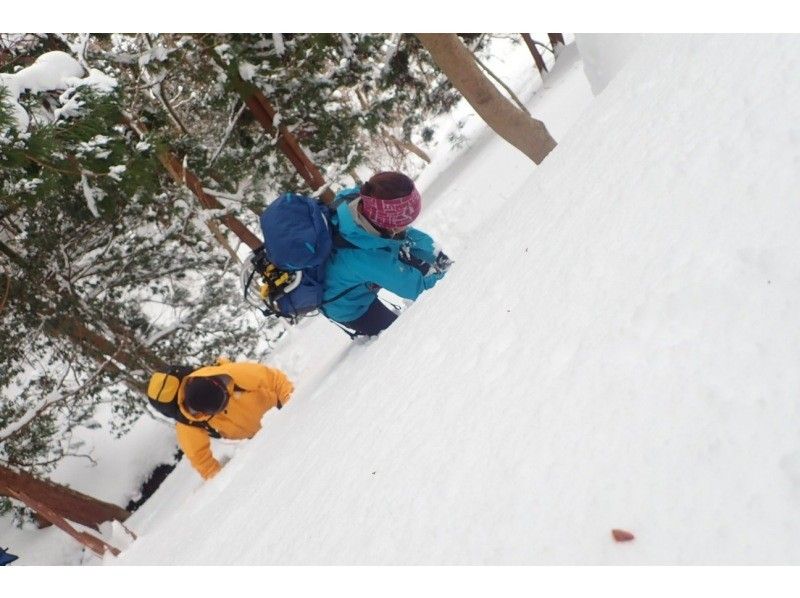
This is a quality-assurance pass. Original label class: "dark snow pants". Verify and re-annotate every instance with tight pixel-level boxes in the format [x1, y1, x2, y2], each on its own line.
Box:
[341, 297, 398, 337]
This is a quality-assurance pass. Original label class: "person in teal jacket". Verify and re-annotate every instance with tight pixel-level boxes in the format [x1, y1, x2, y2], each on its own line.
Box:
[322, 171, 451, 336]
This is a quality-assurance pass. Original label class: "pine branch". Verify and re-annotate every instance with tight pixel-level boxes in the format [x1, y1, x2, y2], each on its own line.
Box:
[0, 360, 77, 441]
[208, 100, 246, 166]
[22, 153, 80, 177]
[143, 34, 191, 137]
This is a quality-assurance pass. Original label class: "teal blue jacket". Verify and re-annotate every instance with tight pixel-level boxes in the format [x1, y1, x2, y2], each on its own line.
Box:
[321, 188, 445, 323]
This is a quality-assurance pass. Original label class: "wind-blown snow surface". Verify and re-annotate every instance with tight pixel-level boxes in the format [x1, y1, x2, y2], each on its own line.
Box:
[574, 33, 645, 95]
[113, 35, 800, 565]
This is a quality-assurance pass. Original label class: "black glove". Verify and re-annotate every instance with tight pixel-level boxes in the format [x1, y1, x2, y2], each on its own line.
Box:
[398, 246, 431, 274]
[432, 251, 453, 274]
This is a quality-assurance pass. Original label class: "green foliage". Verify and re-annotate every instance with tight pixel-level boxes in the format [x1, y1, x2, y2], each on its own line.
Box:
[0, 43, 273, 476]
[93, 33, 463, 207]
[0, 31, 477, 484]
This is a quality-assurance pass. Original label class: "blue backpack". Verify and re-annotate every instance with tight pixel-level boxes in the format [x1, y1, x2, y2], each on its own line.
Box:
[0, 547, 19, 566]
[243, 193, 336, 321]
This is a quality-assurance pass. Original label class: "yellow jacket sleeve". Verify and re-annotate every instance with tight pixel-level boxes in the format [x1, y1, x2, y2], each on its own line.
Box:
[176, 423, 221, 480]
[267, 366, 294, 408]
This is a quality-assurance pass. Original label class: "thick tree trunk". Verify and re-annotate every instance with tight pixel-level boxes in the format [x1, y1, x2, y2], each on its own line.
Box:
[384, 131, 432, 163]
[416, 34, 556, 165]
[0, 464, 130, 531]
[472, 51, 532, 116]
[521, 33, 548, 76]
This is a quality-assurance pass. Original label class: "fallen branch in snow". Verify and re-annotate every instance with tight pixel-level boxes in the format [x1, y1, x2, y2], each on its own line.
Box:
[612, 529, 635, 542]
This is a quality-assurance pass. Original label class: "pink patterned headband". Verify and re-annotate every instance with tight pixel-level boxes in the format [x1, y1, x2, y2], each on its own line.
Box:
[359, 187, 422, 230]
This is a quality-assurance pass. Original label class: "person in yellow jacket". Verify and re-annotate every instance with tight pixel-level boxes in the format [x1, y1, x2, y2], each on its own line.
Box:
[175, 359, 294, 480]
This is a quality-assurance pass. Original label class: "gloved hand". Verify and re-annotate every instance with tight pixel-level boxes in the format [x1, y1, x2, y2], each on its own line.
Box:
[399, 245, 432, 274]
[432, 251, 453, 274]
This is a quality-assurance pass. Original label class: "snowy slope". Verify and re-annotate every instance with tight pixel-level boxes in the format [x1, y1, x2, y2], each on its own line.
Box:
[1, 34, 570, 567]
[110, 34, 800, 565]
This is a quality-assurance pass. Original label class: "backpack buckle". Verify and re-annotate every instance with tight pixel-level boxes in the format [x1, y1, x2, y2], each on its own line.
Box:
[258, 263, 303, 302]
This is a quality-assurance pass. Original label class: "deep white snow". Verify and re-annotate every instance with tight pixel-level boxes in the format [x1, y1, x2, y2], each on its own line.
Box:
[4, 33, 800, 573]
[107, 34, 800, 565]
[574, 33, 645, 95]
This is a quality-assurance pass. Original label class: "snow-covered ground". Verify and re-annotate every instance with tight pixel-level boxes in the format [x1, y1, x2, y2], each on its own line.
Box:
[0, 34, 569, 566]
[6, 32, 800, 589]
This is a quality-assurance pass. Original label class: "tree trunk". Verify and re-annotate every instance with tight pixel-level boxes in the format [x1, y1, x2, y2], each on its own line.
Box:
[548, 33, 566, 55]
[521, 34, 548, 76]
[11, 488, 122, 557]
[416, 34, 556, 165]
[125, 116, 264, 251]
[384, 131, 432, 163]
[472, 51, 532, 116]
[0, 464, 130, 531]
[159, 150, 264, 250]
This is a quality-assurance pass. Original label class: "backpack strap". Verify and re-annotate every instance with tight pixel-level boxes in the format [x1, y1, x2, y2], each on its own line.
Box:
[197, 420, 222, 439]
[332, 230, 358, 250]
[331, 188, 360, 210]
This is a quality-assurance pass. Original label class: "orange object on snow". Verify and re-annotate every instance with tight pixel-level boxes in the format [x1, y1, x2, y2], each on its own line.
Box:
[612, 529, 635, 542]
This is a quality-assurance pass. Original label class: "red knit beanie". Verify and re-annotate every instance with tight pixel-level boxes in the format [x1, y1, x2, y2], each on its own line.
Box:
[359, 172, 422, 230]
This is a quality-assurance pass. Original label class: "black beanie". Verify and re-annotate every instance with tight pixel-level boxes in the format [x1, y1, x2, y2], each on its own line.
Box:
[184, 376, 229, 414]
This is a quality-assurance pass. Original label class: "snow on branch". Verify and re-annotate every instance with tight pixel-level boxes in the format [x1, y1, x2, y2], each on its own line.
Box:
[208, 101, 247, 166]
[272, 33, 286, 57]
[376, 33, 402, 80]
[0, 51, 118, 132]
[80, 173, 103, 218]
[0, 353, 113, 442]
[141, 321, 186, 348]
[340, 34, 355, 58]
